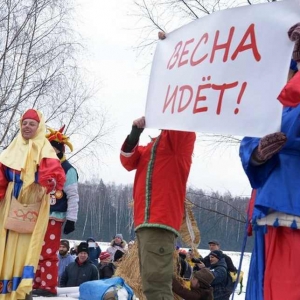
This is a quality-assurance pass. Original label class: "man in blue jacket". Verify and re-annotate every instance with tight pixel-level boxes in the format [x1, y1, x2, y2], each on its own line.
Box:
[58, 240, 75, 286]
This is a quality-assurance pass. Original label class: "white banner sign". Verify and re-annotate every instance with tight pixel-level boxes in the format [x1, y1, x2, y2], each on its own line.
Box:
[145, 0, 300, 137]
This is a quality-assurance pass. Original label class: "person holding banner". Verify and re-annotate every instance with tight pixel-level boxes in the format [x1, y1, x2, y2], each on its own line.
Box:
[239, 23, 300, 300]
[120, 116, 196, 300]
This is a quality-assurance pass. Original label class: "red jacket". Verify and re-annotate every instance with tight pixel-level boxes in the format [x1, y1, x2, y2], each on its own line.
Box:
[120, 130, 196, 235]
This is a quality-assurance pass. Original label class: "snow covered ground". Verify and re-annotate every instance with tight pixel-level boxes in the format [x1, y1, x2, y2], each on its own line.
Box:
[34, 241, 250, 300]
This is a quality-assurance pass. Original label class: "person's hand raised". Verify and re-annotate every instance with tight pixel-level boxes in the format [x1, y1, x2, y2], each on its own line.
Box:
[158, 31, 166, 40]
[133, 116, 145, 128]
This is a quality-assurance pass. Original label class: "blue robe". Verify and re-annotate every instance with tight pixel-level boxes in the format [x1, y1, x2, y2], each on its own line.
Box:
[240, 105, 300, 300]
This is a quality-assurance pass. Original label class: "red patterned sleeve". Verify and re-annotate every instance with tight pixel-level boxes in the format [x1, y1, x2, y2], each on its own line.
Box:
[0, 163, 8, 200]
[38, 158, 66, 193]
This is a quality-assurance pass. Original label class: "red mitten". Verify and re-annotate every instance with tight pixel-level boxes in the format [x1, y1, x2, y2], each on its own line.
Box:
[253, 132, 287, 162]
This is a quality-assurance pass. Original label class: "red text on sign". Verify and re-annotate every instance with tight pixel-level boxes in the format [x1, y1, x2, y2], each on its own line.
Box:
[167, 23, 261, 69]
[162, 79, 248, 115]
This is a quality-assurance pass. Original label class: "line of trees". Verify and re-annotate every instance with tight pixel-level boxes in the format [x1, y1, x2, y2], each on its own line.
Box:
[64, 179, 254, 252]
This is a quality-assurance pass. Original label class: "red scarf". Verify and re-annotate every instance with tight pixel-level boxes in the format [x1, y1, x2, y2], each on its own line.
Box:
[278, 71, 300, 107]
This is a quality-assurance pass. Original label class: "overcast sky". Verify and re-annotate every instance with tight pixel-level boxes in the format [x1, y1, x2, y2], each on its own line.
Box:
[73, 0, 252, 197]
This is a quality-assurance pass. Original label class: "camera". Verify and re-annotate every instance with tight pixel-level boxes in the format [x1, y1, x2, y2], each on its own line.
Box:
[191, 257, 204, 264]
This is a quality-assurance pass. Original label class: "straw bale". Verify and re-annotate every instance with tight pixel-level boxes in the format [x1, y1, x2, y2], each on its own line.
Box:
[179, 199, 201, 248]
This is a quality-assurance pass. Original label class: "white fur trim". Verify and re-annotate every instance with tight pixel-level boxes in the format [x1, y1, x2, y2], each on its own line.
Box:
[120, 150, 134, 157]
[257, 211, 300, 228]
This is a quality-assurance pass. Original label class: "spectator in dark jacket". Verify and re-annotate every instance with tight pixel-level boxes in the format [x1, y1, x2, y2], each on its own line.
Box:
[172, 268, 214, 300]
[202, 240, 237, 272]
[178, 249, 192, 281]
[209, 250, 229, 300]
[98, 251, 115, 279]
[60, 242, 99, 287]
[87, 237, 101, 266]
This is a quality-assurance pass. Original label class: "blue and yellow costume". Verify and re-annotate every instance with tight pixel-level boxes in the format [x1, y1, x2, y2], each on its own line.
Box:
[0, 109, 65, 300]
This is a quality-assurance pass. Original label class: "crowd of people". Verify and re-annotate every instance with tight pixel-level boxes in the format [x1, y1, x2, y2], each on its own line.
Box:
[54, 237, 238, 300]
[57, 234, 130, 288]
[175, 240, 238, 300]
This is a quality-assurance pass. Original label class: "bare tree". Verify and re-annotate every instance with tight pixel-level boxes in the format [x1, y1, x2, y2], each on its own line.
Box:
[0, 0, 111, 163]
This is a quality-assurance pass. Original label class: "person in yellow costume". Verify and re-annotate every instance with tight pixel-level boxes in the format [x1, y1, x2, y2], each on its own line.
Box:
[0, 109, 66, 300]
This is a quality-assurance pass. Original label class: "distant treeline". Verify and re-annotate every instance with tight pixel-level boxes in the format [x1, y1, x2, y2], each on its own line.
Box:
[63, 180, 254, 252]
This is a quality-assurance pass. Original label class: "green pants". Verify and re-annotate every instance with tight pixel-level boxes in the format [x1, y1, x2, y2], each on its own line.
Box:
[136, 227, 176, 300]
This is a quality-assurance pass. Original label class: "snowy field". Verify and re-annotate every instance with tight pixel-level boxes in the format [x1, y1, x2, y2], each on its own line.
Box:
[34, 241, 250, 300]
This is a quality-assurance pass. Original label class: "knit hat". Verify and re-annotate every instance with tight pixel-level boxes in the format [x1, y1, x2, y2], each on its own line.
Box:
[77, 242, 89, 255]
[209, 250, 223, 260]
[114, 249, 125, 262]
[193, 268, 215, 287]
[100, 251, 111, 261]
[60, 239, 70, 251]
[288, 23, 300, 62]
[22, 109, 40, 123]
[115, 234, 123, 240]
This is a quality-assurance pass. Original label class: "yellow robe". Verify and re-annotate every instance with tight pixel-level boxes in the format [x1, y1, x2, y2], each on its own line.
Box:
[0, 182, 50, 300]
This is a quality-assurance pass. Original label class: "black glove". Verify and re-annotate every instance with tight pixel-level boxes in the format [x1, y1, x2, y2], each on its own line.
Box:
[63, 220, 75, 234]
[123, 126, 144, 152]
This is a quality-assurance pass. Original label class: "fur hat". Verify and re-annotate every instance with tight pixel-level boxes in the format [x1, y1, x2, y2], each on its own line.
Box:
[60, 239, 70, 251]
[100, 251, 111, 261]
[77, 242, 89, 255]
[209, 250, 223, 260]
[193, 268, 215, 287]
[115, 234, 123, 240]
